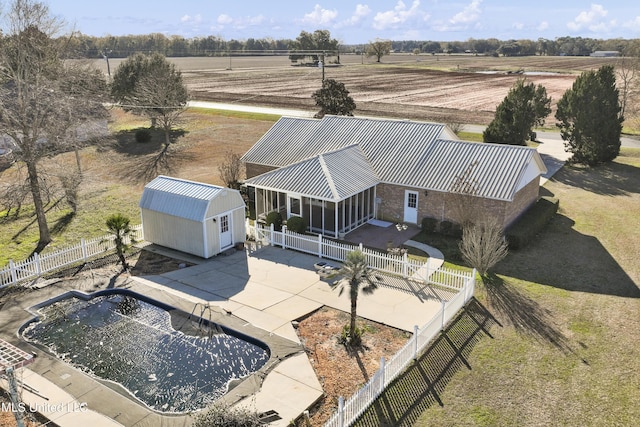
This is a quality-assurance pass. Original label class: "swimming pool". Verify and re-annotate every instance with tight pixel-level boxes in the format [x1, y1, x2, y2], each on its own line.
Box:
[20, 290, 270, 413]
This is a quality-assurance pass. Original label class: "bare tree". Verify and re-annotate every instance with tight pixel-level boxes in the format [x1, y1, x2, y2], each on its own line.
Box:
[449, 161, 509, 276]
[110, 53, 189, 146]
[218, 151, 244, 190]
[616, 44, 640, 121]
[459, 217, 508, 277]
[448, 161, 481, 229]
[0, 0, 108, 251]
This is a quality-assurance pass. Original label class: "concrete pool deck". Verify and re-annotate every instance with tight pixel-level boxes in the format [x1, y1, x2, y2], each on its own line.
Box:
[1, 243, 453, 426]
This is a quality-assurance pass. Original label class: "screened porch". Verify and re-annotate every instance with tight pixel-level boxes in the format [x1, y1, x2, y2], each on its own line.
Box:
[251, 186, 377, 238]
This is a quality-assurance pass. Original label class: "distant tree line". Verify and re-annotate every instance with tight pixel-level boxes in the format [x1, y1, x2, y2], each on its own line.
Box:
[62, 32, 640, 59]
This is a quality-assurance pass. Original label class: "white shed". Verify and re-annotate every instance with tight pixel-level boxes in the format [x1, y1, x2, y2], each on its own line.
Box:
[140, 176, 246, 258]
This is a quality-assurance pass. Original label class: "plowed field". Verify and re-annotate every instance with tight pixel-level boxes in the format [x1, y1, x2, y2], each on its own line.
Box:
[148, 54, 620, 125]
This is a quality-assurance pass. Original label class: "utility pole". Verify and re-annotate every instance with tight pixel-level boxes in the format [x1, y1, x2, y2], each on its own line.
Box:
[102, 50, 112, 78]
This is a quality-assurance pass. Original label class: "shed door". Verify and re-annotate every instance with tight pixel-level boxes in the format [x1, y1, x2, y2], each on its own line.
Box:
[403, 190, 419, 223]
[219, 214, 232, 249]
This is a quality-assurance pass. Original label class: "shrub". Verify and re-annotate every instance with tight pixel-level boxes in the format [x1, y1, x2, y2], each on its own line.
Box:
[193, 402, 262, 427]
[439, 220, 462, 237]
[421, 217, 438, 233]
[506, 196, 559, 250]
[286, 215, 306, 234]
[338, 323, 364, 347]
[135, 129, 152, 143]
[265, 211, 282, 231]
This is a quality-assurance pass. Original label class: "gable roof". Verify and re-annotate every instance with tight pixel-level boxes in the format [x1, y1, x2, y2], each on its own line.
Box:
[246, 145, 379, 201]
[140, 176, 241, 221]
[241, 115, 448, 170]
[243, 116, 547, 202]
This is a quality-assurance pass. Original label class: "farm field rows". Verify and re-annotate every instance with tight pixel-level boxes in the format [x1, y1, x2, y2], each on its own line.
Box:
[94, 54, 619, 125]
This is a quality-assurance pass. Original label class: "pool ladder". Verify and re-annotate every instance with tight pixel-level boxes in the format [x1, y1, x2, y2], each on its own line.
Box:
[189, 303, 224, 338]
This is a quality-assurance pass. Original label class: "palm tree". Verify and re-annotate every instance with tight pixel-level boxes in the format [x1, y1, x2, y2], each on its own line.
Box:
[105, 213, 136, 271]
[331, 250, 378, 346]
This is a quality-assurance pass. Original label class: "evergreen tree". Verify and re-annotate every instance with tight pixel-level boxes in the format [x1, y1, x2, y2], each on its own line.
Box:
[311, 78, 356, 119]
[483, 79, 551, 146]
[555, 65, 623, 166]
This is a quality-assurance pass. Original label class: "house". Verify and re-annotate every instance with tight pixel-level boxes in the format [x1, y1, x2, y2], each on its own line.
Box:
[140, 176, 245, 258]
[241, 115, 547, 238]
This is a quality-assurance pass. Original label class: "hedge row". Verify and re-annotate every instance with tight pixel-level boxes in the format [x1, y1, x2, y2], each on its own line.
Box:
[506, 196, 559, 250]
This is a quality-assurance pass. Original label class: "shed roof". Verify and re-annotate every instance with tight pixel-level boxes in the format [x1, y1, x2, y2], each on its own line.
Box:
[140, 176, 241, 222]
[243, 116, 547, 202]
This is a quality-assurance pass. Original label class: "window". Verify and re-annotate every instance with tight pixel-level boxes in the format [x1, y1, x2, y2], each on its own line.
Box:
[407, 192, 417, 208]
[289, 196, 301, 217]
[220, 215, 229, 233]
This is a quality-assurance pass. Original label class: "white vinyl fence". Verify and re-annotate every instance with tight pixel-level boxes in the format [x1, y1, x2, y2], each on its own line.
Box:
[247, 221, 476, 427]
[0, 225, 143, 289]
[248, 221, 469, 292]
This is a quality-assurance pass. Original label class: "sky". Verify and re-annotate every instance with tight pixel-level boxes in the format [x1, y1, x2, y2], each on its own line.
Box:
[44, 0, 640, 44]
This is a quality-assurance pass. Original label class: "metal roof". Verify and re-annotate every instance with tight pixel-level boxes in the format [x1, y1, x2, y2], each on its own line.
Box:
[243, 116, 546, 202]
[404, 139, 545, 201]
[140, 176, 237, 222]
[245, 145, 379, 201]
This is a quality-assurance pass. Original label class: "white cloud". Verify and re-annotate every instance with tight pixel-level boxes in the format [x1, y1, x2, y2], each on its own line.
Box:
[302, 4, 338, 26]
[373, 0, 424, 30]
[217, 14, 233, 25]
[537, 21, 549, 31]
[215, 13, 266, 29]
[567, 4, 615, 32]
[622, 15, 640, 31]
[513, 22, 524, 30]
[336, 4, 371, 28]
[181, 14, 202, 24]
[449, 0, 482, 25]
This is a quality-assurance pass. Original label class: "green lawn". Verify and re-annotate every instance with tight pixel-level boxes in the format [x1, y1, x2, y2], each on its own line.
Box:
[356, 148, 640, 427]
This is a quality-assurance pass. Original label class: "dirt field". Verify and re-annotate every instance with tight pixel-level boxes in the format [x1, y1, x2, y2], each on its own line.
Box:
[94, 54, 620, 125]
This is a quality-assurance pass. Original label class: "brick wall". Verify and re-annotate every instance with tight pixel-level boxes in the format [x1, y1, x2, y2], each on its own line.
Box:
[503, 177, 540, 227]
[245, 163, 277, 179]
[375, 180, 540, 229]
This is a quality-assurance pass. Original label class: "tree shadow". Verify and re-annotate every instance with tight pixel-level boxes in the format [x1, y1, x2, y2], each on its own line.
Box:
[483, 274, 580, 355]
[551, 161, 640, 197]
[496, 213, 640, 298]
[50, 211, 76, 236]
[353, 299, 498, 427]
[115, 142, 197, 183]
[111, 127, 188, 156]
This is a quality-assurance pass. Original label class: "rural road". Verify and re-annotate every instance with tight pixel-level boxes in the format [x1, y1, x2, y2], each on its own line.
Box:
[188, 100, 640, 149]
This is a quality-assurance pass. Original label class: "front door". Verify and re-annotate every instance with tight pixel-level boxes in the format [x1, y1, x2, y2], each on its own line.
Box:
[403, 190, 418, 223]
[219, 214, 232, 249]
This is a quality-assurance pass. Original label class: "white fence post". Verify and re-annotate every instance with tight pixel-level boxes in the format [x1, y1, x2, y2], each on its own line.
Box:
[269, 223, 274, 246]
[9, 260, 17, 286]
[380, 357, 386, 389]
[282, 225, 287, 250]
[402, 252, 408, 278]
[413, 325, 419, 360]
[318, 234, 323, 258]
[34, 252, 41, 276]
[359, 243, 363, 251]
[81, 238, 88, 263]
[338, 396, 344, 427]
[441, 299, 447, 329]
